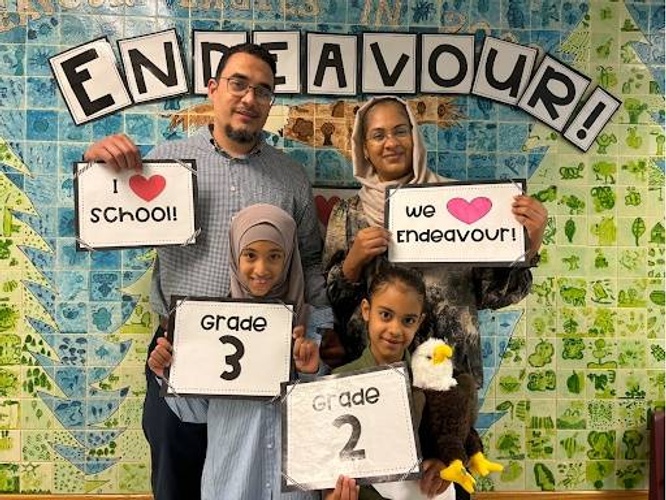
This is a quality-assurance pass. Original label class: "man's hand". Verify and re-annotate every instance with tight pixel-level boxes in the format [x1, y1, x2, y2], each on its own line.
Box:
[84, 133, 142, 171]
[147, 336, 173, 378]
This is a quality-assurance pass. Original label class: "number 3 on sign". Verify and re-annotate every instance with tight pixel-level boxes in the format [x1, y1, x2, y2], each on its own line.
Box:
[281, 364, 421, 492]
[219, 335, 245, 380]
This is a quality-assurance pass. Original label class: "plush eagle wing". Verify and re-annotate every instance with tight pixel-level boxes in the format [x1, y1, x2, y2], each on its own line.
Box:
[412, 339, 503, 493]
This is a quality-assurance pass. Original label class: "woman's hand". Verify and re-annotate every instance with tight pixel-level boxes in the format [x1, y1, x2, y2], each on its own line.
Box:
[292, 325, 320, 374]
[342, 227, 391, 282]
[147, 336, 173, 378]
[512, 195, 548, 257]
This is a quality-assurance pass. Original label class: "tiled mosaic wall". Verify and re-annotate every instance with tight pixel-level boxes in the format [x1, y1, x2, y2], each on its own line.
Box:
[0, 0, 663, 495]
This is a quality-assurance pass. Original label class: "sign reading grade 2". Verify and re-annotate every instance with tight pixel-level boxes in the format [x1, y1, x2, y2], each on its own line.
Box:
[281, 364, 420, 491]
[385, 180, 528, 266]
[164, 298, 293, 398]
[74, 160, 198, 250]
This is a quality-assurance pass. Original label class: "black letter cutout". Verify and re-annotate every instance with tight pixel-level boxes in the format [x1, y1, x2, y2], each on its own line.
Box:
[485, 48, 527, 98]
[526, 66, 577, 121]
[428, 44, 467, 88]
[314, 43, 347, 88]
[201, 42, 228, 84]
[219, 335, 245, 381]
[259, 41, 287, 86]
[370, 42, 409, 87]
[60, 49, 115, 117]
[128, 42, 178, 95]
[333, 414, 366, 461]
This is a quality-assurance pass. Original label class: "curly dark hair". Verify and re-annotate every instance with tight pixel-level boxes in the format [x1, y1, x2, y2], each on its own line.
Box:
[367, 263, 426, 308]
[215, 42, 277, 81]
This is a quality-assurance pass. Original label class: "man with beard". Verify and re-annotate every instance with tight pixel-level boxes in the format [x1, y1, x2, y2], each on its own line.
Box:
[84, 43, 329, 500]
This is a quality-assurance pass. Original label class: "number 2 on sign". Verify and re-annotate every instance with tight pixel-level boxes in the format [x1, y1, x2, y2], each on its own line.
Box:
[333, 414, 366, 461]
[219, 335, 245, 380]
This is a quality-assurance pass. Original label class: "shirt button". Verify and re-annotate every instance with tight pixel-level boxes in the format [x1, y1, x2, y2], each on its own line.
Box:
[230, 186, 236, 192]
[267, 443, 273, 449]
[265, 483, 271, 489]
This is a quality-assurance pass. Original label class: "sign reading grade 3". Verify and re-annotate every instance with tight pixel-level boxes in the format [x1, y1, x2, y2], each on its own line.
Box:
[73, 160, 198, 250]
[385, 180, 528, 266]
[164, 298, 293, 398]
[281, 364, 420, 491]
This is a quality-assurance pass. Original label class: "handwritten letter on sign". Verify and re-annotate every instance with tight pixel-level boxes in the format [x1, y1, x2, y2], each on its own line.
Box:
[165, 298, 293, 398]
[74, 160, 198, 250]
[386, 180, 527, 265]
[282, 364, 420, 491]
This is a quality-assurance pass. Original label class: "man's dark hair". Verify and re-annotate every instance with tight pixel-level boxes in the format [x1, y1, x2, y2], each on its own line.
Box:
[215, 43, 277, 80]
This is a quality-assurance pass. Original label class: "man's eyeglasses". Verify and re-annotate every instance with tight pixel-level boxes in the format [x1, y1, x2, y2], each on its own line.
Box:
[218, 76, 275, 105]
[365, 124, 412, 145]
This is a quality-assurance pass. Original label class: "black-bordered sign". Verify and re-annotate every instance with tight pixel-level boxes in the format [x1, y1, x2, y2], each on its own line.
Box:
[385, 180, 528, 266]
[281, 364, 421, 491]
[164, 297, 294, 398]
[73, 160, 198, 250]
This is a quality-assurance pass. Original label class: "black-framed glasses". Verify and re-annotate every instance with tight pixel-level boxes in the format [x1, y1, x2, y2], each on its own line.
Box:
[218, 76, 275, 104]
[365, 124, 412, 145]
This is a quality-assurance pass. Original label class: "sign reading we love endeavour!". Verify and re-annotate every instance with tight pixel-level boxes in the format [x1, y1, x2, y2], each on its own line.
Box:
[386, 180, 528, 266]
[281, 364, 420, 491]
[74, 160, 198, 250]
[164, 297, 293, 398]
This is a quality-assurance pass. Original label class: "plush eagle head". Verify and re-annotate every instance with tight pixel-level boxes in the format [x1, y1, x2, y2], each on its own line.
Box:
[412, 338, 458, 392]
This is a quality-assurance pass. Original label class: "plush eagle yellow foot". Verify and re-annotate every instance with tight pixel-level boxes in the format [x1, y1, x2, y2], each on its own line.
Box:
[440, 459, 476, 494]
[468, 451, 504, 477]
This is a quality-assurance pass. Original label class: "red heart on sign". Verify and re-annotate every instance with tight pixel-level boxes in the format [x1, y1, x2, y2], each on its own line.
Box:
[315, 195, 341, 226]
[129, 174, 166, 202]
[446, 197, 492, 224]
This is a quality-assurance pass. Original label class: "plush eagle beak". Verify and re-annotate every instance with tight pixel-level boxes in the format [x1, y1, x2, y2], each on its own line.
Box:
[433, 344, 453, 365]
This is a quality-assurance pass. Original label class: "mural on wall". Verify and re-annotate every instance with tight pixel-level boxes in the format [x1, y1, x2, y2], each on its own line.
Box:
[0, 0, 663, 495]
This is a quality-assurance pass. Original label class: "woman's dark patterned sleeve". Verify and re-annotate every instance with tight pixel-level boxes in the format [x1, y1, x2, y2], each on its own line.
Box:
[473, 266, 534, 310]
[323, 201, 366, 326]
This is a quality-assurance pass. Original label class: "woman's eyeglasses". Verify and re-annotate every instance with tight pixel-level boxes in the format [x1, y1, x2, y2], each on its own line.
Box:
[218, 76, 275, 105]
[365, 124, 412, 145]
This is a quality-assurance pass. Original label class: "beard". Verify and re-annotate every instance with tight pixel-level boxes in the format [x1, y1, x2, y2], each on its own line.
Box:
[224, 124, 261, 144]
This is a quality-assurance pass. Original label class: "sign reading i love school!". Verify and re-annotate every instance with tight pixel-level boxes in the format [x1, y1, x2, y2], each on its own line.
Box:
[73, 160, 199, 250]
[385, 180, 528, 266]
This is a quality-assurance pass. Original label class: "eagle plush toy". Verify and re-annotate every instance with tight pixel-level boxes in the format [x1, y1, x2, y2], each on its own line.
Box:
[412, 338, 503, 493]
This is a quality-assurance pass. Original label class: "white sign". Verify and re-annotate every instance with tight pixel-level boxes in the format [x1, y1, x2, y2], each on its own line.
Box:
[253, 31, 301, 94]
[420, 34, 475, 94]
[386, 181, 527, 265]
[166, 298, 293, 397]
[192, 31, 248, 95]
[306, 33, 357, 95]
[74, 160, 198, 250]
[282, 364, 420, 491]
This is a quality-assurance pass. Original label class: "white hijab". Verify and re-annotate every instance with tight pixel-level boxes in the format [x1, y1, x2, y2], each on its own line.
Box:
[352, 96, 444, 227]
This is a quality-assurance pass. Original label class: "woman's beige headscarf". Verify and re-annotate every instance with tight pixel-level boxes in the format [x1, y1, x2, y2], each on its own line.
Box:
[229, 204, 306, 326]
[352, 96, 444, 227]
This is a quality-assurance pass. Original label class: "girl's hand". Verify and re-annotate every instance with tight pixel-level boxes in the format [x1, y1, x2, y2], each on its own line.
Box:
[512, 195, 548, 257]
[323, 475, 359, 500]
[147, 336, 173, 378]
[342, 227, 390, 282]
[420, 459, 450, 498]
[292, 326, 320, 374]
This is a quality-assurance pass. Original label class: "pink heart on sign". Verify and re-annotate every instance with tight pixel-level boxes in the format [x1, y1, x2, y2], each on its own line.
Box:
[129, 174, 166, 202]
[446, 197, 493, 224]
